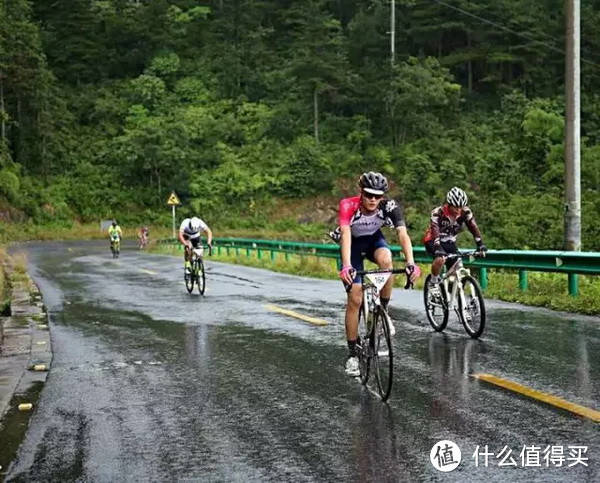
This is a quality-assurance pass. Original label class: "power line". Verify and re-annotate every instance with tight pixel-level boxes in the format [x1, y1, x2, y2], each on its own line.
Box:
[429, 0, 600, 66]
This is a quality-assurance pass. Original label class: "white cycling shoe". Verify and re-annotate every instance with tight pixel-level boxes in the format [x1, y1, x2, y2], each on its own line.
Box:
[345, 356, 360, 377]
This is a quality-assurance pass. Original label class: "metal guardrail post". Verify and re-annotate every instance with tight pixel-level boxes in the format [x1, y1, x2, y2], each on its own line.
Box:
[568, 273, 579, 296]
[285, 252, 290, 261]
[479, 267, 488, 290]
[270, 250, 276, 262]
[217, 246, 221, 256]
[257, 249, 262, 260]
[246, 248, 251, 258]
[519, 270, 528, 291]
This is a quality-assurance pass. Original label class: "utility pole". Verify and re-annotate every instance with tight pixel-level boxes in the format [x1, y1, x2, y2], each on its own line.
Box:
[390, 1, 396, 65]
[564, 0, 581, 252]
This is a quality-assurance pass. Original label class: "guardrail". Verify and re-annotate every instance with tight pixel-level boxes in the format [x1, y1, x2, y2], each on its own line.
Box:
[158, 237, 600, 296]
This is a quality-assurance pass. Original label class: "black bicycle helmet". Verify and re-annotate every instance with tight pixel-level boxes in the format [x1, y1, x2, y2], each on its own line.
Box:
[358, 171, 388, 195]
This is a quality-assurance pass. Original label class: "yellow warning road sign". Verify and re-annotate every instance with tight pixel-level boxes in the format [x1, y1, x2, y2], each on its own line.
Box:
[167, 192, 181, 205]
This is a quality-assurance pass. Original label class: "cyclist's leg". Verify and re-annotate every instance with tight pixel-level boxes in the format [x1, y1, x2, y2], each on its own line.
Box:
[183, 235, 192, 271]
[425, 241, 444, 284]
[343, 239, 366, 375]
[368, 232, 393, 308]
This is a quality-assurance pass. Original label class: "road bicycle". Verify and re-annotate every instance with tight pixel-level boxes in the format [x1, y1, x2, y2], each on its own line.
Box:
[184, 245, 211, 294]
[355, 267, 411, 402]
[110, 235, 120, 259]
[423, 251, 486, 339]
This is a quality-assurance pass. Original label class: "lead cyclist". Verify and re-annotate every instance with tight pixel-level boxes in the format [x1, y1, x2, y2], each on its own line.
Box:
[333, 172, 421, 377]
[177, 216, 213, 273]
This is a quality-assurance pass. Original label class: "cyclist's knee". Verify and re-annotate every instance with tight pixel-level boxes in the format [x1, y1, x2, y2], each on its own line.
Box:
[347, 289, 362, 309]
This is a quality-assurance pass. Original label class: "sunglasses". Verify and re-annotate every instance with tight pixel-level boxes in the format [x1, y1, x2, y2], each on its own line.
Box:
[362, 191, 383, 200]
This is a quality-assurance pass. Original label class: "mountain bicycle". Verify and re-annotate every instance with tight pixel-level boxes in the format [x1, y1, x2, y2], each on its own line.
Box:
[423, 251, 486, 339]
[355, 267, 412, 402]
[184, 244, 211, 294]
[110, 235, 120, 259]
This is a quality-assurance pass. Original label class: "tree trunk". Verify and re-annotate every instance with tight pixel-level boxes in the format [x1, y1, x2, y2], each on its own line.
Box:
[0, 73, 5, 141]
[313, 88, 319, 143]
[467, 32, 473, 93]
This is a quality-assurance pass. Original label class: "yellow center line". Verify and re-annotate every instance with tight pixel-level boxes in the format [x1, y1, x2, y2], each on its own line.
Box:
[265, 304, 328, 326]
[140, 268, 157, 275]
[472, 373, 600, 422]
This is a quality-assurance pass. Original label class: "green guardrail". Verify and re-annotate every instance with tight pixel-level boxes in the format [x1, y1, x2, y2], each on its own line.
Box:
[159, 237, 600, 296]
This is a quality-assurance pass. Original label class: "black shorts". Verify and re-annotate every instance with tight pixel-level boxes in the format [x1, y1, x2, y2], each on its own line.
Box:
[425, 240, 459, 270]
[183, 235, 201, 248]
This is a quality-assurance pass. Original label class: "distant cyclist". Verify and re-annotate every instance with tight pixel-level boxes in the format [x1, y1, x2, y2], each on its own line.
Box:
[138, 226, 149, 250]
[178, 216, 213, 273]
[332, 172, 421, 377]
[108, 220, 122, 242]
[423, 187, 488, 291]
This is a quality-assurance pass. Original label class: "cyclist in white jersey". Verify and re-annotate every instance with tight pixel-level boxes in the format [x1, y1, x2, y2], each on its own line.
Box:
[178, 217, 213, 273]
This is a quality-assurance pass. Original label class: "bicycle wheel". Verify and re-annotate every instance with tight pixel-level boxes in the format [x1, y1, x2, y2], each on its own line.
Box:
[358, 302, 372, 385]
[185, 259, 194, 293]
[424, 274, 449, 332]
[458, 275, 486, 339]
[197, 258, 206, 295]
[373, 309, 393, 402]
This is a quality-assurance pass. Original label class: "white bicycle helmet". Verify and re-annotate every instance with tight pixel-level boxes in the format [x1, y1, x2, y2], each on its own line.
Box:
[189, 217, 203, 231]
[446, 187, 468, 207]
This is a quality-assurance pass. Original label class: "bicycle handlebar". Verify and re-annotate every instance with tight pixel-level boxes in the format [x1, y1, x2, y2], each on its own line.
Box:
[353, 267, 413, 290]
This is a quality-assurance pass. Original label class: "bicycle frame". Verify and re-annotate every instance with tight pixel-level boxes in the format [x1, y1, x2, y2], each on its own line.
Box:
[438, 252, 478, 317]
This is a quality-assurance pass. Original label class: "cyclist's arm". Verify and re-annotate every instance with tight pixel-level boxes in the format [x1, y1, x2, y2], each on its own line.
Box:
[464, 209, 483, 244]
[204, 227, 213, 245]
[339, 225, 352, 267]
[117, 227, 123, 237]
[396, 226, 415, 264]
[177, 230, 189, 246]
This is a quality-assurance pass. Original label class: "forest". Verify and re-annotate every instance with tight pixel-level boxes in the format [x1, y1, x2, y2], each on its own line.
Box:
[1, 0, 600, 249]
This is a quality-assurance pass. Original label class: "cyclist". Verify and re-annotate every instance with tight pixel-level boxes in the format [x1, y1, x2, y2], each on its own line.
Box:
[423, 187, 488, 291]
[138, 226, 149, 249]
[108, 220, 122, 242]
[334, 172, 421, 377]
[108, 220, 123, 256]
[178, 216, 213, 273]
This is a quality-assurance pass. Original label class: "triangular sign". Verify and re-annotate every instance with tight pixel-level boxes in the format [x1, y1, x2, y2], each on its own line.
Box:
[167, 192, 180, 205]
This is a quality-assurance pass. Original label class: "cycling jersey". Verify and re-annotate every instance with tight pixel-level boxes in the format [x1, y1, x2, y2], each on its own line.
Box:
[423, 205, 482, 245]
[337, 196, 405, 239]
[179, 218, 208, 239]
[108, 226, 122, 238]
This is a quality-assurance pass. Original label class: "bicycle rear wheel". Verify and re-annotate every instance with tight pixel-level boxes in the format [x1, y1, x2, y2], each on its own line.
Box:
[185, 259, 194, 293]
[197, 258, 206, 295]
[424, 274, 449, 332]
[358, 302, 372, 385]
[458, 275, 486, 339]
[373, 309, 393, 402]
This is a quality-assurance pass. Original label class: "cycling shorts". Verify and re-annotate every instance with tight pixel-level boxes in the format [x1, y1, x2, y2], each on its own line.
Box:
[183, 235, 201, 249]
[425, 240, 459, 270]
[347, 230, 390, 286]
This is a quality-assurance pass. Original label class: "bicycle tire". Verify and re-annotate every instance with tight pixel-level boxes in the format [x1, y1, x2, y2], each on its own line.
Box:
[373, 309, 393, 402]
[358, 302, 372, 385]
[424, 274, 449, 332]
[185, 260, 194, 293]
[458, 275, 486, 339]
[197, 258, 206, 295]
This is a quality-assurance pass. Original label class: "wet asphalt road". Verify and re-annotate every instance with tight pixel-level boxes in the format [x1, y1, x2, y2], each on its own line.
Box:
[3, 241, 599, 481]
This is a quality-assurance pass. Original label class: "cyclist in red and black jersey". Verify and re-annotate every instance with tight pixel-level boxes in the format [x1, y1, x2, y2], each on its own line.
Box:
[335, 172, 421, 377]
[423, 187, 488, 288]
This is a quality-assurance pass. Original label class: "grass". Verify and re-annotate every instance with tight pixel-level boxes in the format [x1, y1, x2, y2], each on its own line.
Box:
[0, 246, 9, 314]
[152, 243, 600, 316]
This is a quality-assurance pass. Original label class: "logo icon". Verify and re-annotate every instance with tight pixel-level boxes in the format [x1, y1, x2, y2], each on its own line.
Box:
[430, 440, 461, 472]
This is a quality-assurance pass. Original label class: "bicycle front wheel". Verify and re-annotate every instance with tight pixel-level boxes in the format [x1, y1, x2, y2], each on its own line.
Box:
[373, 309, 393, 402]
[185, 262, 194, 293]
[358, 302, 372, 385]
[424, 274, 449, 332]
[197, 258, 206, 295]
[458, 275, 486, 339]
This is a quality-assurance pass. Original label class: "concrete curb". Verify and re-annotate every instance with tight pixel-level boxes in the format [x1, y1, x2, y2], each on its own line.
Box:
[0, 273, 52, 441]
